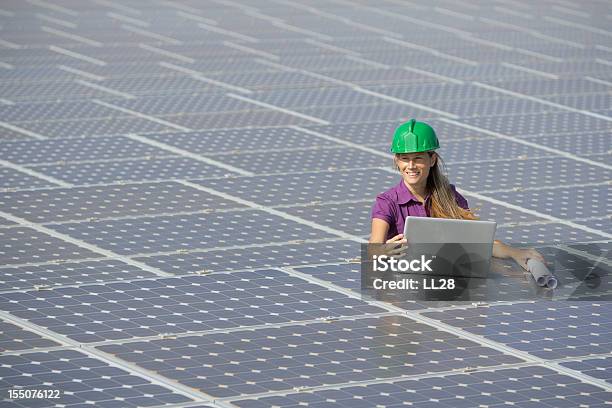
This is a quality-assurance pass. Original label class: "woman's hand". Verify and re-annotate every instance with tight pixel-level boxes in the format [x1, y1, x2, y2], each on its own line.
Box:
[383, 233, 408, 257]
[512, 248, 545, 270]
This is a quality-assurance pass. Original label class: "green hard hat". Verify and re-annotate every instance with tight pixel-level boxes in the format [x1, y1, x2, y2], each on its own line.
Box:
[390, 119, 439, 153]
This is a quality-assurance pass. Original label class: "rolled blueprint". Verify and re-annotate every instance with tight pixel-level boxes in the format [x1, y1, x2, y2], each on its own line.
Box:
[527, 259, 558, 289]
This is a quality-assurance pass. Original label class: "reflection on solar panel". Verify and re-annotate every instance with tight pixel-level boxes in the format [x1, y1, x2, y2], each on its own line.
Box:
[0, 0, 610, 407]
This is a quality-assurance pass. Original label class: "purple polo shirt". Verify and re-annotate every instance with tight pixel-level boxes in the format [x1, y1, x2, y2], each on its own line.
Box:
[371, 180, 469, 241]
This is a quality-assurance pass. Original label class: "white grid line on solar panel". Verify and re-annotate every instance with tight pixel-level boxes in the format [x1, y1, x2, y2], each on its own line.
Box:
[561, 356, 612, 384]
[251, 58, 460, 118]
[0, 258, 157, 293]
[0, 270, 385, 343]
[0, 121, 47, 140]
[0, 211, 172, 276]
[0, 329, 206, 403]
[22, 156, 241, 185]
[43, 209, 347, 257]
[440, 119, 612, 171]
[451, 188, 612, 240]
[473, 81, 612, 122]
[94, 314, 525, 399]
[0, 318, 60, 351]
[0, 159, 72, 187]
[277, 265, 612, 391]
[423, 303, 612, 360]
[134, 238, 359, 274]
[230, 365, 612, 407]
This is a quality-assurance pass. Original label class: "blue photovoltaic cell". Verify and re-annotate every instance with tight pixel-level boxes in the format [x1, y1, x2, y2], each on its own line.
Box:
[0, 270, 383, 343]
[233, 366, 612, 408]
[136, 239, 359, 274]
[0, 350, 192, 407]
[1, 1, 612, 405]
[0, 227, 99, 265]
[98, 315, 523, 398]
[0, 319, 60, 351]
[49, 210, 336, 255]
[0, 259, 154, 292]
[423, 302, 612, 359]
[0, 181, 245, 223]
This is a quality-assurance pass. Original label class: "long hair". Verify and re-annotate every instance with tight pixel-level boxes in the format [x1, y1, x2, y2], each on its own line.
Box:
[426, 153, 477, 220]
[394, 153, 477, 220]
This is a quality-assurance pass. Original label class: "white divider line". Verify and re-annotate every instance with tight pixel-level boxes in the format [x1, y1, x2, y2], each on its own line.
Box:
[0, 122, 47, 140]
[383, 36, 479, 66]
[270, 20, 335, 41]
[158, 61, 253, 94]
[493, 5, 534, 19]
[49, 45, 107, 66]
[197, 22, 259, 43]
[252, 57, 459, 117]
[0, 211, 174, 277]
[453, 188, 612, 240]
[0, 61, 15, 69]
[177, 180, 365, 243]
[0, 311, 213, 403]
[58, 64, 105, 81]
[36, 13, 77, 28]
[91, 99, 192, 131]
[0, 159, 72, 187]
[27, 154, 178, 168]
[0, 256, 106, 271]
[402, 65, 464, 84]
[124, 133, 253, 176]
[269, 0, 403, 38]
[478, 16, 586, 48]
[277, 265, 612, 392]
[92, 0, 142, 15]
[107, 11, 149, 27]
[121, 24, 182, 45]
[223, 40, 280, 60]
[75, 79, 136, 99]
[473, 81, 612, 121]
[439, 118, 612, 171]
[512, 47, 564, 63]
[551, 5, 590, 18]
[25, 0, 78, 16]
[304, 38, 361, 56]
[292, 126, 392, 158]
[354, 87, 460, 119]
[585, 76, 612, 88]
[87, 313, 396, 348]
[475, 180, 611, 195]
[242, 9, 284, 23]
[253, 57, 357, 87]
[41, 26, 103, 47]
[0, 99, 15, 105]
[219, 362, 545, 403]
[544, 15, 612, 37]
[500, 62, 560, 79]
[208, 0, 260, 13]
[345, 54, 391, 69]
[596, 58, 612, 67]
[0, 39, 22, 49]
[226, 93, 331, 125]
[138, 43, 195, 63]
[174, 10, 218, 25]
[434, 6, 476, 20]
[595, 44, 612, 53]
[334, 0, 473, 36]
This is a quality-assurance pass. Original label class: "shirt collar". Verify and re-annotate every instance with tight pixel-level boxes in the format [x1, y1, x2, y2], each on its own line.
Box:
[396, 180, 421, 204]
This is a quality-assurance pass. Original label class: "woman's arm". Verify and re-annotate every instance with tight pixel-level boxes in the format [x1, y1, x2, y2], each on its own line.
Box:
[493, 240, 545, 270]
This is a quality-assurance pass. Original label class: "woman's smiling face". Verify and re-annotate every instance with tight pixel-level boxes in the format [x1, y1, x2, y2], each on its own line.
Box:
[394, 152, 436, 188]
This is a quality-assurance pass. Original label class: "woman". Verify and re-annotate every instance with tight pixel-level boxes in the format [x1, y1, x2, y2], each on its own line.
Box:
[370, 119, 544, 270]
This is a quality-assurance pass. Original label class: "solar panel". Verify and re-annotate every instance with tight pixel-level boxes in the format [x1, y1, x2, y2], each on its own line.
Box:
[1, 0, 611, 406]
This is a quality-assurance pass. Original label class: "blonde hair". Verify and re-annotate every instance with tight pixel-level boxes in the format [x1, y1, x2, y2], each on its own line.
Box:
[395, 153, 478, 220]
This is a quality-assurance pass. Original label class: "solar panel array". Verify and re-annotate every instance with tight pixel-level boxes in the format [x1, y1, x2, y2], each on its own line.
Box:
[0, 0, 611, 407]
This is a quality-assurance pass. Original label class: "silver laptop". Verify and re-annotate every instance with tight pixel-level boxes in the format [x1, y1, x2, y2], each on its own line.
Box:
[403, 217, 497, 278]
